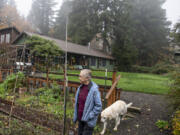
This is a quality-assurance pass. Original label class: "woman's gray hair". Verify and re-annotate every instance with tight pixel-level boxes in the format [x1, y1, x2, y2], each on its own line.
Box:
[81, 69, 92, 80]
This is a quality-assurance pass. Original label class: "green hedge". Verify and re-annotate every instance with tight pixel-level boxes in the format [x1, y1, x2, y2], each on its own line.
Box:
[132, 63, 177, 74]
[172, 110, 180, 135]
[168, 70, 180, 109]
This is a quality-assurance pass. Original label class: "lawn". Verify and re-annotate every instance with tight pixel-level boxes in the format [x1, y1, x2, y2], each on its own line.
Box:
[46, 70, 171, 95]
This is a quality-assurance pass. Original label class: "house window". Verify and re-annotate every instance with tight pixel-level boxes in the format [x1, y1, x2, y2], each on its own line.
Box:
[98, 59, 101, 67]
[110, 60, 113, 65]
[1, 35, 5, 43]
[102, 59, 106, 66]
[91, 57, 96, 66]
[6, 33, 10, 43]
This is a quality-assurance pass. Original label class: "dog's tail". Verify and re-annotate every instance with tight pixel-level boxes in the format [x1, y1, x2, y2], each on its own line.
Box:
[126, 102, 133, 108]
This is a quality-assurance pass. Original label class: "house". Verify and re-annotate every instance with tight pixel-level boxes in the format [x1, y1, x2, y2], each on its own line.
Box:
[90, 33, 112, 55]
[0, 27, 115, 70]
[174, 45, 180, 64]
[0, 27, 20, 44]
[0, 27, 20, 68]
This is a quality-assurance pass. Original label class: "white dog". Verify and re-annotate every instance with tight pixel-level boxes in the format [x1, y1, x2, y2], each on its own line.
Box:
[100, 100, 132, 135]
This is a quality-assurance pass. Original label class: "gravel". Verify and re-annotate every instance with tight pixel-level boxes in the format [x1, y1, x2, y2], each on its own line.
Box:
[99, 91, 173, 135]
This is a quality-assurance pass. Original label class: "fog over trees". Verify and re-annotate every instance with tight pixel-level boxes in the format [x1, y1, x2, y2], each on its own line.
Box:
[1, 0, 176, 70]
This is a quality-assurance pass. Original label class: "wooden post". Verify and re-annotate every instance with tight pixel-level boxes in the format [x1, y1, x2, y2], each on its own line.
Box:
[0, 70, 2, 82]
[112, 70, 117, 103]
[33, 78, 36, 89]
[40, 80, 42, 88]
[10, 67, 13, 75]
[112, 70, 117, 84]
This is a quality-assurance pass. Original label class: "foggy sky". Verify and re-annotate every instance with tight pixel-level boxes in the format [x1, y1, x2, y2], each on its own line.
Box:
[15, 0, 180, 25]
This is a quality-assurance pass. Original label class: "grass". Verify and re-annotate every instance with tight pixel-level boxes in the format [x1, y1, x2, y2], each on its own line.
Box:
[117, 72, 171, 94]
[45, 70, 171, 95]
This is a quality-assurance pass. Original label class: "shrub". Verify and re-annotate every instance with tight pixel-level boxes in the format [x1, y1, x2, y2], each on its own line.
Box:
[131, 65, 153, 73]
[151, 63, 176, 74]
[0, 83, 6, 98]
[132, 63, 177, 74]
[151, 66, 169, 74]
[35, 83, 60, 98]
[0, 72, 25, 96]
[172, 110, 180, 135]
[168, 70, 180, 109]
[156, 120, 169, 130]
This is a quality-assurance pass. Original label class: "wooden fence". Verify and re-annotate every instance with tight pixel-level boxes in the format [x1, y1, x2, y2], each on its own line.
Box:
[0, 69, 121, 107]
[0, 68, 13, 82]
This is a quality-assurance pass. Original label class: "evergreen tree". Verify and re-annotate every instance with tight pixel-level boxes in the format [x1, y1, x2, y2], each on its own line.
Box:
[53, 0, 72, 40]
[107, 0, 137, 70]
[53, 0, 170, 69]
[171, 21, 180, 44]
[129, 0, 170, 66]
[68, 0, 100, 45]
[28, 0, 56, 34]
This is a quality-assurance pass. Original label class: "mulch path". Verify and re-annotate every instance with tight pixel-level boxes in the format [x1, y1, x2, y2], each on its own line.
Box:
[99, 91, 173, 135]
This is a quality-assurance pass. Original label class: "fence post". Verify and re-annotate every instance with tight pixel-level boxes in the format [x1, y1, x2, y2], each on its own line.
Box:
[10, 67, 13, 75]
[112, 70, 116, 84]
[40, 80, 42, 87]
[112, 70, 117, 103]
[0, 70, 2, 82]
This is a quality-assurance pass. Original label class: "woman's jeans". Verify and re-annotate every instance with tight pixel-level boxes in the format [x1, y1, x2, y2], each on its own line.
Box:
[78, 121, 94, 135]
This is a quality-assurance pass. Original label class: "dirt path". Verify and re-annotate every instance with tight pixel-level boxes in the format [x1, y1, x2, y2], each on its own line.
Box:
[100, 91, 173, 135]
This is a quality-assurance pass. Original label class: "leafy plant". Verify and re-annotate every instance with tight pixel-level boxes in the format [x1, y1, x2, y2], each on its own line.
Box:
[94, 125, 101, 132]
[156, 120, 169, 130]
[0, 83, 6, 98]
[168, 70, 180, 109]
[35, 83, 60, 99]
[51, 82, 61, 98]
[172, 110, 180, 135]
[0, 72, 25, 98]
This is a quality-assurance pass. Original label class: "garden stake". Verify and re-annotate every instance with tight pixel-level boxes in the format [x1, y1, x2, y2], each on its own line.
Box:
[8, 45, 26, 131]
[63, 16, 68, 135]
[63, 76, 68, 135]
